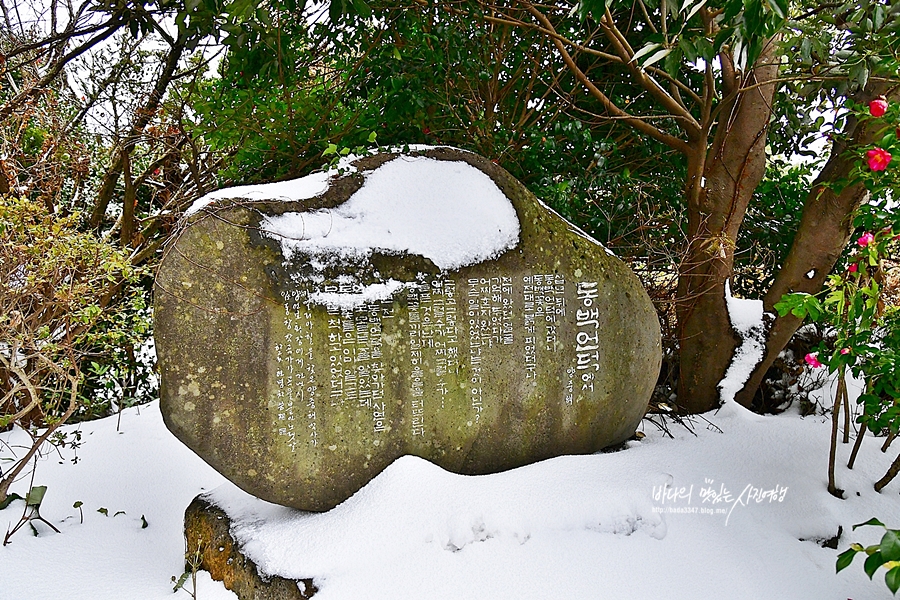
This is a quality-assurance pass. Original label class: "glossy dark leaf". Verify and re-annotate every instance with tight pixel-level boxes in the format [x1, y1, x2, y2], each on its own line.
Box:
[881, 530, 900, 562]
[888, 566, 900, 594]
[836, 548, 857, 573]
[865, 551, 885, 579]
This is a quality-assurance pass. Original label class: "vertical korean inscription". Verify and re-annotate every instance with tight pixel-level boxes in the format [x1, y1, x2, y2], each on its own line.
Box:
[346, 296, 389, 436]
[321, 282, 392, 436]
[522, 276, 537, 381]
[466, 279, 485, 423]
[326, 298, 343, 408]
[575, 281, 600, 396]
[369, 300, 389, 434]
[409, 288, 425, 436]
[533, 274, 566, 351]
[274, 289, 319, 451]
[406, 279, 461, 437]
[464, 276, 514, 423]
[523, 274, 572, 404]
[429, 278, 459, 411]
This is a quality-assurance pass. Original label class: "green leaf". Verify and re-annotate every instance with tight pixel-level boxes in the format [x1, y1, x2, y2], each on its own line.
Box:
[695, 37, 714, 61]
[856, 518, 887, 530]
[328, 0, 346, 22]
[26, 485, 47, 507]
[882, 530, 900, 562]
[806, 303, 821, 321]
[743, 0, 763, 36]
[0, 492, 24, 511]
[642, 47, 672, 68]
[367, 131, 377, 143]
[836, 548, 858, 573]
[712, 27, 733, 53]
[765, 0, 788, 19]
[888, 566, 900, 594]
[350, 0, 371, 19]
[322, 143, 338, 156]
[97, 507, 109, 516]
[825, 289, 844, 306]
[684, 0, 707, 21]
[865, 551, 884, 579]
[849, 61, 869, 89]
[141, 515, 149, 529]
[664, 47, 683, 77]
[631, 42, 662, 64]
[745, 37, 763, 69]
[679, 38, 699, 63]
[580, 0, 609, 19]
[172, 571, 191, 592]
[722, 0, 742, 21]
[73, 501, 83, 509]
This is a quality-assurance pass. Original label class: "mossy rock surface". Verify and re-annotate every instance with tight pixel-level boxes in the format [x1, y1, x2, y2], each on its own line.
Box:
[156, 148, 661, 511]
[184, 494, 316, 599]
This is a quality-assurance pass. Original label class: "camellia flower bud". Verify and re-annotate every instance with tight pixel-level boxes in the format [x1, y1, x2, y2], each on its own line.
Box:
[857, 232, 875, 247]
[870, 97, 889, 117]
[849, 263, 858, 273]
[867, 148, 892, 171]
[840, 348, 850, 355]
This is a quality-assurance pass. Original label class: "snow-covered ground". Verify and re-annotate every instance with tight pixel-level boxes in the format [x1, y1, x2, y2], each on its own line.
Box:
[3, 391, 900, 600]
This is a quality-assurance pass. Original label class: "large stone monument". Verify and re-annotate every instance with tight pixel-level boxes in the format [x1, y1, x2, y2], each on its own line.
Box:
[156, 147, 661, 511]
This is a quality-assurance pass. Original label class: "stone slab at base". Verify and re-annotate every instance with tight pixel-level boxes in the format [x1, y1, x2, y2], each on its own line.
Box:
[184, 494, 317, 600]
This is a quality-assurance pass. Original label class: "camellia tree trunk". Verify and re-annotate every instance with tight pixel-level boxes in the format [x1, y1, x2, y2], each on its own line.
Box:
[733, 83, 897, 408]
[503, 0, 787, 412]
[477, 0, 898, 413]
[674, 44, 780, 412]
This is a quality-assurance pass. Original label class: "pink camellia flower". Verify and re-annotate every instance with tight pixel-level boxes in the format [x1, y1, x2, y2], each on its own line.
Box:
[870, 97, 889, 117]
[867, 148, 892, 171]
[841, 348, 850, 355]
[805, 352, 824, 368]
[849, 263, 859, 273]
[857, 232, 875, 247]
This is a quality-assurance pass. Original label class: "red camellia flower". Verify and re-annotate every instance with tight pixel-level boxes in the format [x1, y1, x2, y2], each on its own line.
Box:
[849, 263, 859, 273]
[805, 353, 824, 368]
[870, 97, 889, 117]
[867, 148, 892, 171]
[858, 232, 875, 247]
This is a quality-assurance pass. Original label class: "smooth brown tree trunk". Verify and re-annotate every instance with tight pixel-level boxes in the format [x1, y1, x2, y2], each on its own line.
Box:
[676, 44, 779, 413]
[733, 83, 895, 408]
[848, 420, 866, 469]
[875, 451, 900, 492]
[828, 371, 847, 497]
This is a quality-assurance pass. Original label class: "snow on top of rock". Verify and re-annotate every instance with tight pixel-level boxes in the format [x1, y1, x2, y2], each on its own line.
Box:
[185, 171, 331, 216]
[260, 155, 520, 271]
